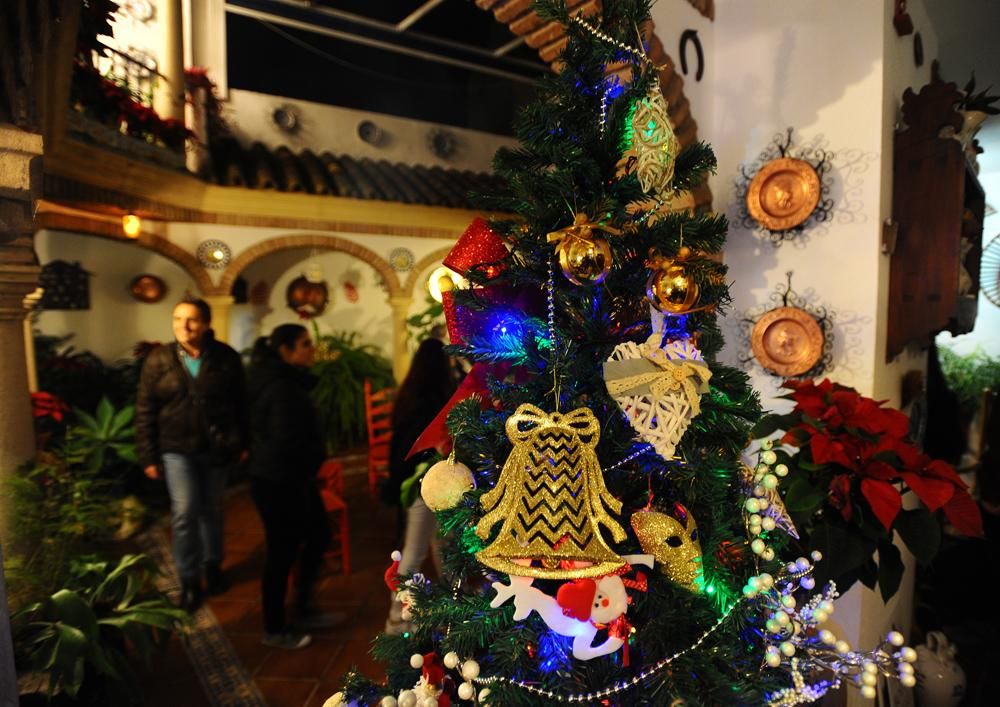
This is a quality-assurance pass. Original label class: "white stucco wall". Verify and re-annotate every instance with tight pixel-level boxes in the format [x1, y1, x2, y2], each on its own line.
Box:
[33, 231, 199, 361]
[224, 89, 517, 174]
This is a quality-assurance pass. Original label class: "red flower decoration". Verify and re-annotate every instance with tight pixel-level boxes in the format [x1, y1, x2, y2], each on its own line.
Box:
[31, 392, 70, 422]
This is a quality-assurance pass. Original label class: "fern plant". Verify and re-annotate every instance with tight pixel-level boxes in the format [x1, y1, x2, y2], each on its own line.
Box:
[310, 327, 395, 452]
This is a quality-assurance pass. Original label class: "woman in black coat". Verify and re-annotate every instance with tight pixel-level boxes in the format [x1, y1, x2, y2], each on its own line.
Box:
[247, 324, 329, 650]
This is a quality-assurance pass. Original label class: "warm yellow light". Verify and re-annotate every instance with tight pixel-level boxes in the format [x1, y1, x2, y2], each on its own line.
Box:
[122, 214, 142, 238]
[212, 249, 225, 261]
[428, 265, 466, 303]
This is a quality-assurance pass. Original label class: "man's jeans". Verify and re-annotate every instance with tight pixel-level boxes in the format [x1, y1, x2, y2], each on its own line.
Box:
[162, 453, 227, 582]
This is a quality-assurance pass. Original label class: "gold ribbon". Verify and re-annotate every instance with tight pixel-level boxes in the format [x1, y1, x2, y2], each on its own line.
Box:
[605, 335, 712, 414]
[546, 213, 621, 248]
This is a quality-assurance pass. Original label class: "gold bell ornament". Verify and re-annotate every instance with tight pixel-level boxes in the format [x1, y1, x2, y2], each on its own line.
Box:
[476, 404, 627, 579]
[546, 213, 620, 286]
[420, 456, 475, 511]
[646, 246, 700, 314]
[630, 503, 703, 591]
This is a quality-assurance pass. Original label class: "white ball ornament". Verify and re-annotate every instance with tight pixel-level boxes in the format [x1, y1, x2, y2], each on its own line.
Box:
[765, 651, 781, 667]
[745, 498, 761, 514]
[779, 641, 796, 657]
[887, 630, 905, 647]
[750, 525, 763, 536]
[898, 662, 914, 675]
[749, 514, 762, 526]
[443, 651, 460, 669]
[458, 682, 476, 700]
[478, 688, 492, 703]
[761, 516, 776, 532]
[410, 653, 424, 669]
[461, 659, 480, 681]
[774, 463, 789, 477]
[799, 576, 816, 590]
[761, 439, 774, 451]
[781, 594, 796, 609]
[835, 640, 851, 655]
[380, 698, 398, 707]
[861, 672, 877, 687]
[819, 630, 836, 645]
[810, 550, 823, 562]
[861, 686, 877, 700]
[758, 498, 770, 511]
[421, 459, 476, 511]
[758, 573, 774, 588]
[420, 697, 438, 707]
[900, 673, 916, 688]
[762, 474, 778, 490]
[324, 692, 345, 707]
[761, 548, 776, 562]
[761, 450, 778, 465]
[899, 646, 917, 663]
[751, 539, 766, 555]
[813, 610, 828, 624]
[398, 691, 417, 707]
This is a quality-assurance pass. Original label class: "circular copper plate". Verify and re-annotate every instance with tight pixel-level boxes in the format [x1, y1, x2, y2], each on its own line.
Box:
[750, 306, 823, 377]
[746, 157, 821, 231]
[129, 274, 167, 303]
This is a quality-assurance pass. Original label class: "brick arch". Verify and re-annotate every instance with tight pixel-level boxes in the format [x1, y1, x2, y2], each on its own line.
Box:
[138, 235, 215, 294]
[477, 1, 712, 208]
[403, 246, 455, 297]
[216, 234, 402, 297]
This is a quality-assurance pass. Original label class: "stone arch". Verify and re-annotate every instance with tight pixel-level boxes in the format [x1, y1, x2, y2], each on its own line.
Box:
[478, 1, 712, 208]
[403, 246, 455, 298]
[216, 234, 402, 298]
[140, 235, 215, 295]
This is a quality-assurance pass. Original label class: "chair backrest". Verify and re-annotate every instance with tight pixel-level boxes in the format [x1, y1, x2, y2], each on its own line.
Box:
[364, 380, 395, 445]
[317, 459, 344, 495]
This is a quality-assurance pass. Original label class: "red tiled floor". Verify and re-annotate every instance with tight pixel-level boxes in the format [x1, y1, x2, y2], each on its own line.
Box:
[255, 678, 320, 707]
[142, 464, 397, 706]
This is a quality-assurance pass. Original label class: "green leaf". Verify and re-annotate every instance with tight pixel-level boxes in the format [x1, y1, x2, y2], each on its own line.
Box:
[109, 404, 135, 436]
[894, 508, 942, 563]
[809, 523, 872, 583]
[96, 397, 114, 433]
[857, 557, 879, 590]
[750, 415, 783, 439]
[877, 540, 905, 602]
[49, 590, 99, 641]
[782, 477, 827, 513]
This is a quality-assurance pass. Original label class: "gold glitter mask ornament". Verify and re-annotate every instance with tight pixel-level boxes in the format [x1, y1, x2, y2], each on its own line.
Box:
[475, 404, 627, 579]
[630, 503, 703, 591]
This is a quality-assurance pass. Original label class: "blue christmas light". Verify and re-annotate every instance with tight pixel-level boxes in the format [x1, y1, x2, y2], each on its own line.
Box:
[537, 630, 573, 674]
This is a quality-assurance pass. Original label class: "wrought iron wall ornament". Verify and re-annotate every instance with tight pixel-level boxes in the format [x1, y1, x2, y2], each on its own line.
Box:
[734, 128, 835, 245]
[196, 240, 231, 269]
[738, 271, 834, 379]
[389, 247, 415, 272]
[40, 261, 91, 310]
[679, 30, 704, 82]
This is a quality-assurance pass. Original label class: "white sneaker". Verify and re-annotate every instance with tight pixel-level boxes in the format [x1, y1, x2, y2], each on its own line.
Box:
[262, 632, 312, 650]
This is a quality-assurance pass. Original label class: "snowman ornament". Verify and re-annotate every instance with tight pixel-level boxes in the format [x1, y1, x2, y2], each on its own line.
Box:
[488, 554, 652, 661]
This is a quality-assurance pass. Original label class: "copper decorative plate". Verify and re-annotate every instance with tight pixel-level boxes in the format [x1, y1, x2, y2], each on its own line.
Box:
[129, 274, 167, 303]
[750, 306, 823, 377]
[746, 157, 821, 231]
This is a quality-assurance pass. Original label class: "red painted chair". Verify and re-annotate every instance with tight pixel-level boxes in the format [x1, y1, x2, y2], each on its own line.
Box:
[317, 459, 350, 576]
[364, 380, 395, 501]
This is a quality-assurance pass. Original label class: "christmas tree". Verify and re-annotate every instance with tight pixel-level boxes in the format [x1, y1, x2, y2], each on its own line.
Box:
[334, 1, 916, 705]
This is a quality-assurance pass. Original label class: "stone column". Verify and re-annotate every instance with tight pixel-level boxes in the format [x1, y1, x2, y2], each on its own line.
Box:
[204, 294, 235, 345]
[154, 0, 186, 124]
[389, 295, 414, 383]
[0, 125, 43, 511]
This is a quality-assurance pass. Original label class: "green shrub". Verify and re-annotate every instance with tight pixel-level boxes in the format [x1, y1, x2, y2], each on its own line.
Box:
[938, 346, 1000, 418]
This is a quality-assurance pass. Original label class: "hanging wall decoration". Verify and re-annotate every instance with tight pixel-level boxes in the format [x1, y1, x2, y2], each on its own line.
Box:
[738, 271, 834, 379]
[389, 247, 415, 273]
[735, 128, 834, 245]
[196, 240, 231, 269]
[39, 261, 91, 310]
[286, 275, 329, 318]
[128, 274, 167, 303]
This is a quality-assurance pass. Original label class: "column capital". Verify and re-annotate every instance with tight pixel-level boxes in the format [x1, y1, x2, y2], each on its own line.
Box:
[0, 264, 41, 320]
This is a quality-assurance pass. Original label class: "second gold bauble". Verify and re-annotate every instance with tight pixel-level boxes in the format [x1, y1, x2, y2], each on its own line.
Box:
[421, 459, 475, 511]
[647, 248, 699, 314]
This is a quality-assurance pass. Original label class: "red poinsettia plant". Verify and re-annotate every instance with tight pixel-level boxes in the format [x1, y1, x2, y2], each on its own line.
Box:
[752, 378, 982, 601]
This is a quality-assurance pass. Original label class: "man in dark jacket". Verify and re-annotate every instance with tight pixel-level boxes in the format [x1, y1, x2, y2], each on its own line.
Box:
[136, 298, 247, 610]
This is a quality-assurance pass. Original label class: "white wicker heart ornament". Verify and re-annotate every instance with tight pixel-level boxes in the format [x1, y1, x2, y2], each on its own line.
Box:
[604, 329, 711, 461]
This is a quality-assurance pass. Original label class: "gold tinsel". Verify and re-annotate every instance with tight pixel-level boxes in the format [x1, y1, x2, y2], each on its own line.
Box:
[476, 404, 627, 579]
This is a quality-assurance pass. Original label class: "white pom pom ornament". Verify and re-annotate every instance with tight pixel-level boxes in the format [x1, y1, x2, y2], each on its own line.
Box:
[420, 458, 475, 511]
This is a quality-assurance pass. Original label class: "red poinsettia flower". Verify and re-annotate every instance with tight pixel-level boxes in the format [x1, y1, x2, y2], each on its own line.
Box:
[828, 474, 853, 521]
[782, 379, 834, 419]
[810, 433, 858, 471]
[31, 392, 70, 422]
[860, 478, 902, 531]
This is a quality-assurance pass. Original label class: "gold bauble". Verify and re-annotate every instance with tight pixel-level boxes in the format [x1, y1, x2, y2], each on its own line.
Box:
[646, 248, 699, 314]
[556, 234, 612, 286]
[630, 506, 703, 591]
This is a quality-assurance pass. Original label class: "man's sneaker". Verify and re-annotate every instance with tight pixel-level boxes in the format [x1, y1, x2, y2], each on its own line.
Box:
[261, 632, 312, 650]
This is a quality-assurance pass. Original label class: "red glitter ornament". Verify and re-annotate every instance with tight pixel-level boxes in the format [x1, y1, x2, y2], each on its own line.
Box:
[444, 218, 507, 278]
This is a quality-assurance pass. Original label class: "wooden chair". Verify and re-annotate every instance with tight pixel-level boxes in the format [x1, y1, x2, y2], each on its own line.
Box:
[364, 380, 395, 501]
[317, 459, 350, 576]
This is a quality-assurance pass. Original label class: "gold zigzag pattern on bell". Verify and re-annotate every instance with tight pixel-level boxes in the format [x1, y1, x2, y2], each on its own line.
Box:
[476, 404, 627, 579]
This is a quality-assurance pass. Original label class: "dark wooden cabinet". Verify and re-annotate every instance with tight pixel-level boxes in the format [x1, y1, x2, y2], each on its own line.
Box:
[887, 77, 985, 360]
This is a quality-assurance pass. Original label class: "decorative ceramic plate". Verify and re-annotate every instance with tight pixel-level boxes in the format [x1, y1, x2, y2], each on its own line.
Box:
[750, 306, 823, 377]
[746, 157, 821, 231]
[129, 274, 167, 303]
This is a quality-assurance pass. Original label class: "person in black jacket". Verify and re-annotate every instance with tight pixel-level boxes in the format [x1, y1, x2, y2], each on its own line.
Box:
[136, 298, 247, 611]
[247, 324, 331, 650]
